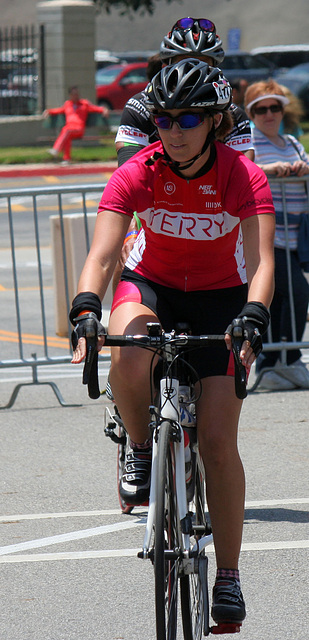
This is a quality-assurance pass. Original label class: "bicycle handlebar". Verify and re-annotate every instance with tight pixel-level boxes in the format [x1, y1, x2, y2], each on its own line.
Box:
[104, 333, 225, 347]
[81, 318, 248, 400]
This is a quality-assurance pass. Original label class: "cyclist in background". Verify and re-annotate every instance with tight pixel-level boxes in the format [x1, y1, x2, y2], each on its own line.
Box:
[115, 17, 254, 166]
[70, 59, 275, 628]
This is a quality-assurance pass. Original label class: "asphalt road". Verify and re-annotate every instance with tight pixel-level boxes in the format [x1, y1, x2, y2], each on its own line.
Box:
[0, 170, 308, 640]
[0, 364, 308, 640]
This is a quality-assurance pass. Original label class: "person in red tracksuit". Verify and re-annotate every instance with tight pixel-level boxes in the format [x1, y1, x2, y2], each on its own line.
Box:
[43, 86, 109, 162]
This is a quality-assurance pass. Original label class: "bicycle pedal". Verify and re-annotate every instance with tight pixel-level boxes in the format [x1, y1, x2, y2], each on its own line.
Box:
[211, 622, 241, 634]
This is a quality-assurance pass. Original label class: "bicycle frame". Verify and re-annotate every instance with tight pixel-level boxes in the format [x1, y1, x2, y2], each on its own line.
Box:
[140, 376, 213, 563]
[85, 318, 247, 637]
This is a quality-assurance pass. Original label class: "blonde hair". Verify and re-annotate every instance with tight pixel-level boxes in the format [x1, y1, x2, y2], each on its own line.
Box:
[244, 79, 287, 117]
[279, 84, 304, 135]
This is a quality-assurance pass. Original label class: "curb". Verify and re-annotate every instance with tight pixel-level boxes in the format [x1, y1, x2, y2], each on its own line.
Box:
[0, 162, 118, 178]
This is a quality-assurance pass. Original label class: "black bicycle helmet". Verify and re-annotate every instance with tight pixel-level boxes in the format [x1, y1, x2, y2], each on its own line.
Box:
[145, 58, 231, 113]
[160, 17, 225, 65]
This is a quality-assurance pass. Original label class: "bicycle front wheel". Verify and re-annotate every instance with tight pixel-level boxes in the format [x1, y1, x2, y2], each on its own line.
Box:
[181, 452, 210, 639]
[154, 420, 181, 639]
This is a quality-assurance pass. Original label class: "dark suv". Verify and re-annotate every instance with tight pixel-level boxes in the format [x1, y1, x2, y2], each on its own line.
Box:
[220, 51, 277, 84]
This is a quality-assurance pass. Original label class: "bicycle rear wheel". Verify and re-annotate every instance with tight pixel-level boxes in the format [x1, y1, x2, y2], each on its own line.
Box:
[181, 452, 210, 639]
[155, 420, 181, 639]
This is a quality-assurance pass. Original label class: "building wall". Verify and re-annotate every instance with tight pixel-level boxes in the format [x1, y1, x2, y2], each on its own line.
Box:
[94, 0, 309, 52]
[2, 0, 309, 53]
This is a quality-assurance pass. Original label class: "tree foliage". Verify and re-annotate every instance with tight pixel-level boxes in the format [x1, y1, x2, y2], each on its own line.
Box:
[93, 0, 179, 17]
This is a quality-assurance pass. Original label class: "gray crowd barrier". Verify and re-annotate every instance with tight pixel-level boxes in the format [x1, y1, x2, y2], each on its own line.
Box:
[0, 176, 308, 408]
[251, 175, 309, 390]
[0, 182, 110, 409]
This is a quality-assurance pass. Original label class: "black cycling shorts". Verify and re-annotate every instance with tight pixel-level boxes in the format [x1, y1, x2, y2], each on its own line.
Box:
[112, 267, 248, 379]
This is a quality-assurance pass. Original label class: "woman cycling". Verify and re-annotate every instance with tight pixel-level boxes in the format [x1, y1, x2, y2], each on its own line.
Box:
[70, 59, 275, 628]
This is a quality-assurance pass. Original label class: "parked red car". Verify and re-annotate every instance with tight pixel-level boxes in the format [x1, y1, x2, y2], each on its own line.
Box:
[95, 62, 148, 110]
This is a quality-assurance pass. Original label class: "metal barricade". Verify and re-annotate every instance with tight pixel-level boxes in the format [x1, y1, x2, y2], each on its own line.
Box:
[250, 174, 309, 390]
[0, 176, 308, 406]
[0, 182, 108, 408]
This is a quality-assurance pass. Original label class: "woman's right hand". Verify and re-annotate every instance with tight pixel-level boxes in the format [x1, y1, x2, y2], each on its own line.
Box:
[71, 314, 106, 363]
[71, 336, 87, 363]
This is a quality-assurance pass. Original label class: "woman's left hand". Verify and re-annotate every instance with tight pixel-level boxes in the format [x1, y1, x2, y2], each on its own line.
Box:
[290, 160, 309, 177]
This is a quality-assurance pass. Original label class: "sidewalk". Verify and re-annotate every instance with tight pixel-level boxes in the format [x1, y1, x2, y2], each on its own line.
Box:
[0, 161, 118, 179]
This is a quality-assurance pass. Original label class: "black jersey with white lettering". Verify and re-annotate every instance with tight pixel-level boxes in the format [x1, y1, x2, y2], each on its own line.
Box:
[115, 90, 253, 156]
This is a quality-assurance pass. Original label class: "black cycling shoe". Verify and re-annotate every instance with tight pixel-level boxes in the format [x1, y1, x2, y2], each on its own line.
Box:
[119, 445, 152, 506]
[211, 578, 246, 624]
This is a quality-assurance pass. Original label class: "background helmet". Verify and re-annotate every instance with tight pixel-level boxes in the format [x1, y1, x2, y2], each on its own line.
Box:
[160, 17, 225, 65]
[145, 58, 232, 113]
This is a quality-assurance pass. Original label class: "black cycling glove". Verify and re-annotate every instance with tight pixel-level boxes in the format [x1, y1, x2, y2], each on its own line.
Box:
[225, 301, 270, 358]
[69, 291, 105, 348]
[69, 294, 106, 400]
[71, 312, 106, 351]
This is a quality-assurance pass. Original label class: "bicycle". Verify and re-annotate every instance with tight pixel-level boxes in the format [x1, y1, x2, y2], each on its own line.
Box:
[82, 316, 247, 638]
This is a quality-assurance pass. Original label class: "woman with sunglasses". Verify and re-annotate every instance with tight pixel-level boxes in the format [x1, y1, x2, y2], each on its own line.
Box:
[70, 59, 275, 628]
[245, 80, 309, 390]
[112, 17, 254, 296]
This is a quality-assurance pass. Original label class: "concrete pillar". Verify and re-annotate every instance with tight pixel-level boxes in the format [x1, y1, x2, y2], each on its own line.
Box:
[36, 0, 96, 110]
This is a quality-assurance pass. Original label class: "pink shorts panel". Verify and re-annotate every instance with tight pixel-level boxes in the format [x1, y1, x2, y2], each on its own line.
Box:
[111, 280, 142, 314]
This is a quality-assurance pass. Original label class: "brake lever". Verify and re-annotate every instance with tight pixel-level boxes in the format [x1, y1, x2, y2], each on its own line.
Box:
[82, 317, 100, 399]
[231, 319, 247, 400]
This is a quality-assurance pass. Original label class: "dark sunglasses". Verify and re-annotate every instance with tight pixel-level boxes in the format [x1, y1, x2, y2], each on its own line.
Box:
[152, 111, 210, 130]
[173, 17, 216, 33]
[253, 104, 283, 115]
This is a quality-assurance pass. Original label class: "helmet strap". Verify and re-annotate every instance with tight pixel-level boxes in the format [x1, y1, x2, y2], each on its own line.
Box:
[162, 121, 216, 171]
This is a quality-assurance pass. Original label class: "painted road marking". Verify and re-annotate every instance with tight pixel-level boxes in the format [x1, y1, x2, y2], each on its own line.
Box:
[0, 330, 111, 354]
[0, 508, 146, 522]
[0, 330, 69, 348]
[43, 176, 60, 183]
[1, 540, 309, 564]
[0, 499, 307, 563]
[0, 200, 98, 213]
[1, 498, 308, 523]
[0, 520, 146, 556]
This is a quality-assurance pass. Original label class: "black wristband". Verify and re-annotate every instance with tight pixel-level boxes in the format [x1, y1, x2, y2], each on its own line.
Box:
[69, 291, 102, 326]
[237, 301, 270, 336]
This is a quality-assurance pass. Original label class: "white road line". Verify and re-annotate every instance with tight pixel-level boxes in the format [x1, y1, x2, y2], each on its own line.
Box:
[0, 549, 141, 563]
[0, 520, 145, 556]
[0, 540, 309, 564]
[1, 498, 308, 523]
[245, 498, 309, 507]
[0, 508, 145, 522]
[0, 363, 110, 384]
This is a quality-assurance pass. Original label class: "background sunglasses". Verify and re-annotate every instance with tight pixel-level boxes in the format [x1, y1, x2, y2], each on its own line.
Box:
[173, 18, 216, 33]
[152, 112, 209, 130]
[253, 104, 283, 115]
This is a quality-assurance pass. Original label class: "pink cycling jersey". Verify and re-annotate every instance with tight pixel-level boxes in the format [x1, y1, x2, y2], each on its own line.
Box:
[98, 141, 274, 291]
